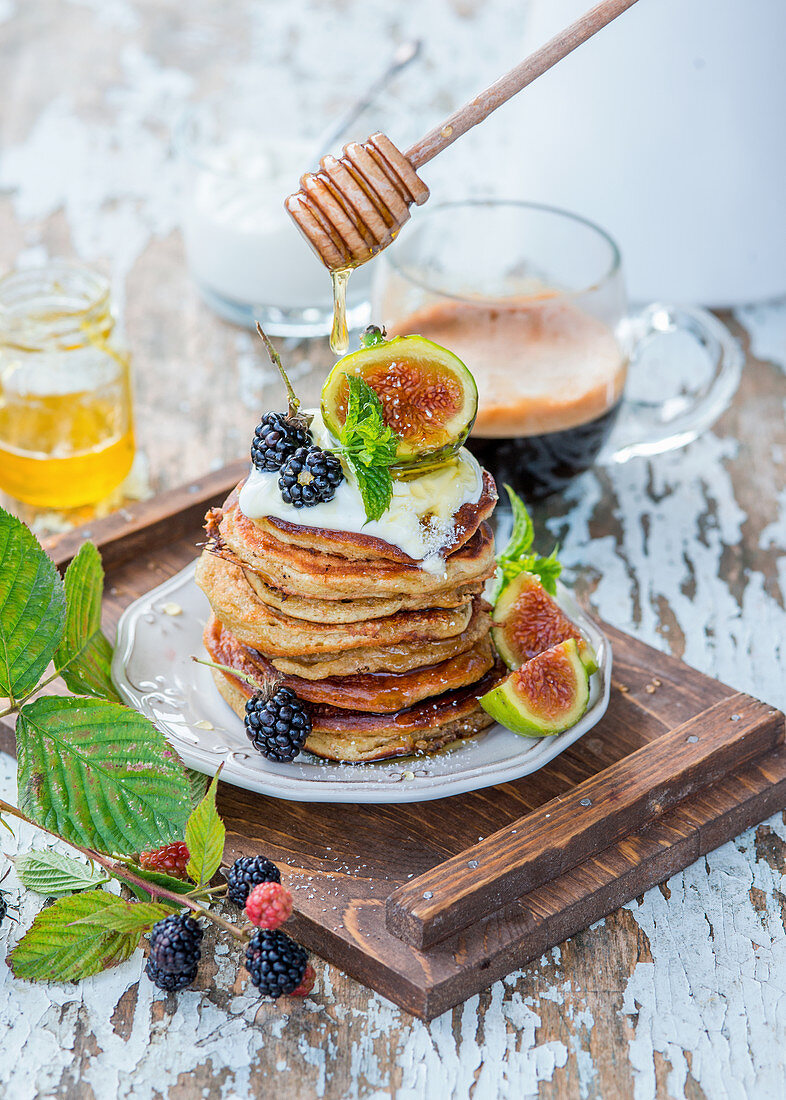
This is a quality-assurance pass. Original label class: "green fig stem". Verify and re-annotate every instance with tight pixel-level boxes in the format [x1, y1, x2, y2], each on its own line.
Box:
[255, 322, 300, 418]
[360, 324, 387, 348]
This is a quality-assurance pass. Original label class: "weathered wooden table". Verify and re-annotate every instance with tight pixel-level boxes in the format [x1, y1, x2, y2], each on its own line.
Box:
[2, 2, 786, 1097]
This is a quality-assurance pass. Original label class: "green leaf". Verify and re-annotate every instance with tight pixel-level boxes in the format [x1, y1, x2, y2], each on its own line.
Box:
[493, 485, 562, 601]
[186, 768, 210, 810]
[498, 484, 534, 563]
[8, 891, 141, 981]
[338, 376, 400, 521]
[54, 542, 120, 702]
[15, 849, 109, 897]
[124, 864, 194, 902]
[16, 696, 192, 855]
[69, 899, 175, 933]
[529, 547, 562, 596]
[185, 771, 225, 886]
[348, 458, 393, 524]
[0, 508, 66, 701]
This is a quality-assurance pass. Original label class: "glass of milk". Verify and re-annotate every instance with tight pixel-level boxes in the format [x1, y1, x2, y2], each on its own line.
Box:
[177, 94, 371, 336]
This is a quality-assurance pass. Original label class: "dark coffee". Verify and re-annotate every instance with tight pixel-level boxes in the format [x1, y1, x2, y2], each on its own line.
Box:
[467, 401, 622, 500]
[388, 295, 627, 499]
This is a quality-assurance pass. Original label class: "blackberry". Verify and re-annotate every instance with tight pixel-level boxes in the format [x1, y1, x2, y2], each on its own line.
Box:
[244, 928, 308, 998]
[245, 687, 311, 762]
[0, 894, 6, 926]
[148, 914, 203, 976]
[226, 855, 281, 908]
[251, 412, 311, 472]
[145, 957, 198, 992]
[278, 446, 344, 508]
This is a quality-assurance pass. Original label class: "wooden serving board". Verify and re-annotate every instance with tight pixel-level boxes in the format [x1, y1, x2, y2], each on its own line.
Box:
[29, 467, 786, 1020]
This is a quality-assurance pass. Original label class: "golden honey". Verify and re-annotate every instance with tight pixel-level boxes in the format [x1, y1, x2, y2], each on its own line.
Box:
[0, 263, 135, 508]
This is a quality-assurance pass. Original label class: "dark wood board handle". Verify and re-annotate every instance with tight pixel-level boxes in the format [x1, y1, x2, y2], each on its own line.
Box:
[386, 693, 784, 950]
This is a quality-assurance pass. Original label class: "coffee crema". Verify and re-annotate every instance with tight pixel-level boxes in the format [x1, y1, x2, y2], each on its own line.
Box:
[388, 296, 626, 438]
[386, 295, 627, 497]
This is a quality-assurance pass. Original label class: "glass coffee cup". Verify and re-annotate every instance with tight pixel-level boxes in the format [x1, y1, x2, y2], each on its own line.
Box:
[373, 201, 742, 498]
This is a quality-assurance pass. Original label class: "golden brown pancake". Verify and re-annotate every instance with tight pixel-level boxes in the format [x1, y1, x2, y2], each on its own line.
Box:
[231, 470, 497, 562]
[196, 551, 474, 655]
[267, 601, 491, 678]
[241, 568, 485, 623]
[204, 616, 496, 713]
[209, 659, 505, 762]
[207, 503, 497, 601]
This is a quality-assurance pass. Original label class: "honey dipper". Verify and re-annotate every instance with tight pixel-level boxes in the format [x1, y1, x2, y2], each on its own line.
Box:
[285, 0, 640, 272]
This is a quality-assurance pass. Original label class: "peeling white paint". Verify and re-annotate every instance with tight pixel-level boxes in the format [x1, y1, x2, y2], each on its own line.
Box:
[2, 0, 786, 1094]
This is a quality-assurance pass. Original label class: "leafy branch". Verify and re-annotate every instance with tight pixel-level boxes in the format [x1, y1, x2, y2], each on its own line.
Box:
[0, 508, 254, 984]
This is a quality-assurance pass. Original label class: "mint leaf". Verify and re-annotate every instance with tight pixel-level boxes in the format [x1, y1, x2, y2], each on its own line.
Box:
[69, 899, 175, 933]
[124, 863, 195, 902]
[348, 458, 393, 524]
[0, 508, 66, 702]
[8, 891, 141, 981]
[15, 850, 109, 897]
[54, 542, 120, 703]
[529, 547, 562, 596]
[494, 485, 562, 600]
[16, 696, 192, 855]
[338, 375, 400, 521]
[498, 484, 534, 563]
[185, 771, 225, 886]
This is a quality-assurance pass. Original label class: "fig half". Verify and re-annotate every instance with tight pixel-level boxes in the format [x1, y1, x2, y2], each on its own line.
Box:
[492, 572, 597, 674]
[321, 331, 478, 467]
[480, 638, 590, 737]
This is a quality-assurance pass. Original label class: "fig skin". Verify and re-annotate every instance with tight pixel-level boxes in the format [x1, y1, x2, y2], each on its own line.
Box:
[492, 572, 597, 673]
[321, 333, 478, 468]
[480, 638, 590, 737]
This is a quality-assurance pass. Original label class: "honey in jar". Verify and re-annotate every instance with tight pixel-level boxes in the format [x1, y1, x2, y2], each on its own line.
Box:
[0, 262, 135, 508]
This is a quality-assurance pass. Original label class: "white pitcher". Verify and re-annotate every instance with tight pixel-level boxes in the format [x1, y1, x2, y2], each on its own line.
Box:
[515, 0, 785, 305]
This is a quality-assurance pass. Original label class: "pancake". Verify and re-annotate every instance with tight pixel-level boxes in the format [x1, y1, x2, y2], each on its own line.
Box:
[268, 600, 491, 678]
[207, 502, 497, 601]
[204, 616, 496, 712]
[253, 468, 497, 560]
[209, 659, 505, 762]
[196, 551, 474, 655]
[241, 568, 485, 623]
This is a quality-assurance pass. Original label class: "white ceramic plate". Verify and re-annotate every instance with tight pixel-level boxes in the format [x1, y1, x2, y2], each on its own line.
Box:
[112, 559, 611, 804]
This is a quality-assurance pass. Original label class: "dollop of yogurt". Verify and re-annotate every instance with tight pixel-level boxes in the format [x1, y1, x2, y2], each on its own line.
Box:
[238, 410, 484, 574]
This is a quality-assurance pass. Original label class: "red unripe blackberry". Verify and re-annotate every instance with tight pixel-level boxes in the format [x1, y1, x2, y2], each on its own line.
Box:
[139, 842, 190, 879]
[245, 881, 293, 929]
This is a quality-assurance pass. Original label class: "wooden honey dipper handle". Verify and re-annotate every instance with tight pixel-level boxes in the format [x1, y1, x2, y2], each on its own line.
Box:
[407, 0, 640, 168]
[286, 0, 640, 272]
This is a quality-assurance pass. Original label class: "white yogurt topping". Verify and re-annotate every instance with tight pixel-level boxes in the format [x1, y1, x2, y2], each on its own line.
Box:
[238, 410, 484, 574]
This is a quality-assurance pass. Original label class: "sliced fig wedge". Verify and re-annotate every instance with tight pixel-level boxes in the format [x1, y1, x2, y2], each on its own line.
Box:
[321, 331, 478, 467]
[480, 638, 590, 737]
[492, 572, 597, 674]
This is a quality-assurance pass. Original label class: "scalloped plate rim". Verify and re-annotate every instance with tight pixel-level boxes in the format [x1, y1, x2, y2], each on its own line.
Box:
[111, 560, 612, 804]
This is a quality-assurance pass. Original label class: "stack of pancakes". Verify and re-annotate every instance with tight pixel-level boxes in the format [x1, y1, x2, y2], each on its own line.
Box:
[196, 473, 506, 762]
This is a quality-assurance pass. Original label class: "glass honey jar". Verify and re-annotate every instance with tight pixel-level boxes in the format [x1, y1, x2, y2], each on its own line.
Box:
[0, 262, 135, 508]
